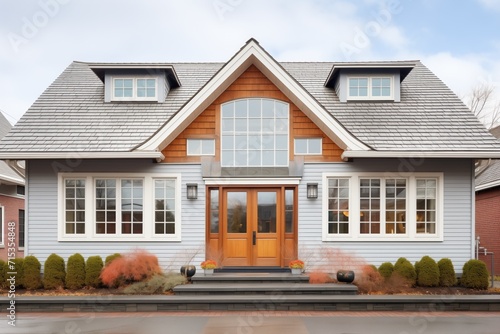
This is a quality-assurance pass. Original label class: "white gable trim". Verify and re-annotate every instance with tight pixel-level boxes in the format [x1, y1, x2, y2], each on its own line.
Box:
[343, 150, 500, 159]
[136, 39, 370, 152]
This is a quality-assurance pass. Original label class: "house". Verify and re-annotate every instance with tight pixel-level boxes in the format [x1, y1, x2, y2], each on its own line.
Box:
[0, 113, 25, 260]
[1, 39, 500, 273]
[475, 125, 500, 274]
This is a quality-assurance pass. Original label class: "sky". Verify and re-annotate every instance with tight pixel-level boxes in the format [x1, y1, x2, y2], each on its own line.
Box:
[1, 0, 500, 126]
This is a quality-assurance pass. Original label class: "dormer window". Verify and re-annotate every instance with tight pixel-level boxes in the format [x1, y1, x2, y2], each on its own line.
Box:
[113, 78, 157, 101]
[347, 76, 393, 100]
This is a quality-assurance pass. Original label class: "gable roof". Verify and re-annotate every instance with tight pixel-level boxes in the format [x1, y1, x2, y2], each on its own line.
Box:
[0, 113, 24, 185]
[1, 39, 500, 160]
[476, 125, 500, 191]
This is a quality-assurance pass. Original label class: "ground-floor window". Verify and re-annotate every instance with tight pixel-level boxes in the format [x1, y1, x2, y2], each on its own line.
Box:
[58, 173, 181, 241]
[322, 173, 443, 241]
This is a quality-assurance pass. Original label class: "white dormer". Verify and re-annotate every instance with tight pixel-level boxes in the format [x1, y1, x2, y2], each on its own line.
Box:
[325, 62, 415, 103]
[90, 64, 181, 103]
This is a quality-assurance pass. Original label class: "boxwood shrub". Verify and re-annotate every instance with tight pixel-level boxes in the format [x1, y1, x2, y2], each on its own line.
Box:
[416, 256, 439, 287]
[461, 259, 489, 290]
[43, 254, 66, 289]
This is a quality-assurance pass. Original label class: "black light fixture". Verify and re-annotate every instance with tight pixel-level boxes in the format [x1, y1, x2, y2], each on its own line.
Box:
[307, 183, 318, 199]
[186, 183, 198, 199]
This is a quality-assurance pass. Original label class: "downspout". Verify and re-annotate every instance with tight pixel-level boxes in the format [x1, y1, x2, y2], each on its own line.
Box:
[471, 159, 476, 261]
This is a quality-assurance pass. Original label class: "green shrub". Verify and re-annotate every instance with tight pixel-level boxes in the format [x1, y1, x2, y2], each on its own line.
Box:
[414, 261, 420, 277]
[123, 274, 187, 294]
[0, 260, 6, 289]
[11, 258, 24, 288]
[416, 256, 439, 287]
[43, 254, 66, 289]
[66, 253, 86, 289]
[23, 256, 42, 290]
[393, 257, 416, 286]
[461, 259, 489, 290]
[105, 253, 122, 266]
[378, 262, 394, 279]
[438, 258, 457, 287]
[85, 256, 103, 288]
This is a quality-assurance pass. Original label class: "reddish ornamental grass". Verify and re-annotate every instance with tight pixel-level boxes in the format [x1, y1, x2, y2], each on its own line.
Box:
[100, 250, 162, 288]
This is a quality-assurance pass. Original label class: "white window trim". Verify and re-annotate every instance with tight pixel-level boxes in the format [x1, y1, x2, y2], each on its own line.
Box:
[347, 76, 394, 101]
[58, 173, 181, 242]
[322, 172, 444, 242]
[111, 77, 158, 101]
[294, 138, 323, 155]
[186, 138, 216, 156]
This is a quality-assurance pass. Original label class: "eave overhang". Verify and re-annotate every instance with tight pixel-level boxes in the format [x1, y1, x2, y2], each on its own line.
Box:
[89, 63, 181, 88]
[0, 151, 164, 160]
[343, 150, 500, 159]
[325, 62, 416, 87]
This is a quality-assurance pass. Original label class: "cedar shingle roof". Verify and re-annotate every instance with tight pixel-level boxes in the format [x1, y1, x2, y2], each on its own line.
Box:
[0, 59, 499, 153]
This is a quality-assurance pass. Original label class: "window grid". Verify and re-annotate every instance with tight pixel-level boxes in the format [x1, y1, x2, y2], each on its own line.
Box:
[187, 139, 215, 156]
[121, 179, 143, 234]
[349, 78, 368, 97]
[65, 179, 86, 234]
[348, 77, 392, 99]
[385, 179, 407, 234]
[154, 179, 176, 235]
[113, 78, 157, 99]
[221, 99, 289, 167]
[416, 178, 437, 234]
[360, 179, 381, 234]
[372, 78, 391, 97]
[327, 178, 350, 234]
[95, 179, 117, 234]
[294, 138, 322, 155]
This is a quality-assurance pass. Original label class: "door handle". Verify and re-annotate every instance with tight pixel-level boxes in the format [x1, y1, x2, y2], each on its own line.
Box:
[252, 231, 256, 245]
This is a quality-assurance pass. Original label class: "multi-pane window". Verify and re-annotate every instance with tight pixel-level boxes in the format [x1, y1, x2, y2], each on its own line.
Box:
[294, 138, 322, 155]
[61, 174, 180, 240]
[221, 98, 289, 167]
[348, 77, 392, 100]
[114, 79, 133, 98]
[360, 179, 381, 234]
[136, 79, 156, 98]
[416, 178, 437, 234]
[349, 78, 368, 97]
[113, 78, 156, 100]
[187, 139, 215, 156]
[121, 179, 143, 234]
[65, 179, 86, 234]
[324, 174, 441, 240]
[327, 178, 350, 234]
[372, 78, 391, 97]
[154, 179, 176, 235]
[385, 179, 407, 234]
[95, 179, 117, 234]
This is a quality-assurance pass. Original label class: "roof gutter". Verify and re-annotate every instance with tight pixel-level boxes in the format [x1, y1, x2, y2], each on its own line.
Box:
[0, 151, 165, 160]
[475, 180, 500, 191]
[342, 151, 500, 159]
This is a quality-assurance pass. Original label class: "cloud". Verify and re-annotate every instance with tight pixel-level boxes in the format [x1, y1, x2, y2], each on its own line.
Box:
[477, 0, 500, 10]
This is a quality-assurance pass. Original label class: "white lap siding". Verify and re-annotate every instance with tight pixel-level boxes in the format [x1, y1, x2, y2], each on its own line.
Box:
[297, 158, 474, 273]
[26, 159, 206, 272]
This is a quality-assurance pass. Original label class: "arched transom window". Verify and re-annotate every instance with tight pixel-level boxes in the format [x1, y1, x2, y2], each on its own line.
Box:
[221, 98, 289, 167]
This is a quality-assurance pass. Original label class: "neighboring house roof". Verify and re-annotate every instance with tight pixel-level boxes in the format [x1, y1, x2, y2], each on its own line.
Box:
[0, 39, 500, 160]
[476, 125, 500, 191]
[0, 113, 24, 185]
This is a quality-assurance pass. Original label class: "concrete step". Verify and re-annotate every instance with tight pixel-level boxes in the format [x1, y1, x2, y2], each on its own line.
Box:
[173, 282, 357, 295]
[191, 272, 309, 284]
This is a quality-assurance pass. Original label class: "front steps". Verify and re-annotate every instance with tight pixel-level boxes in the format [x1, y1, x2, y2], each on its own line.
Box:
[172, 272, 358, 311]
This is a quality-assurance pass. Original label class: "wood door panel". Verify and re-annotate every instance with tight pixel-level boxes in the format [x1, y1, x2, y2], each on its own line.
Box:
[226, 239, 249, 258]
[256, 239, 278, 258]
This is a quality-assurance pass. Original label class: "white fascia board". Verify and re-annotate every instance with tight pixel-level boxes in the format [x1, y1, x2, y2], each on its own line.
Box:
[0, 174, 24, 185]
[475, 180, 500, 191]
[137, 40, 369, 152]
[343, 150, 500, 159]
[0, 151, 164, 160]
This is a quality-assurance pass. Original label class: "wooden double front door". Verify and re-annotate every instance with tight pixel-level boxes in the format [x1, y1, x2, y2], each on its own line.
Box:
[207, 187, 297, 267]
